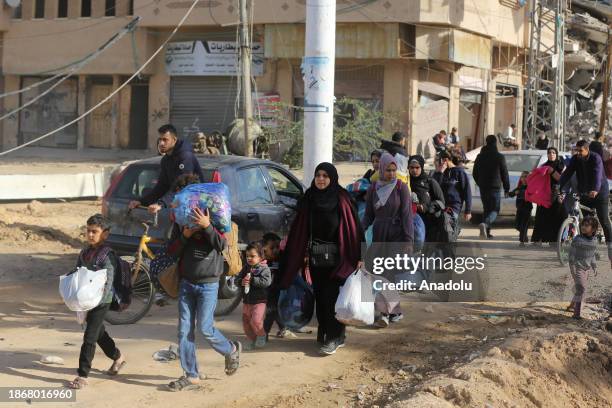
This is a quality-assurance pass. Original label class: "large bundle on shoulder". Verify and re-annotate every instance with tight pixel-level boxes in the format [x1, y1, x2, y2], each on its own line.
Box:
[172, 183, 232, 233]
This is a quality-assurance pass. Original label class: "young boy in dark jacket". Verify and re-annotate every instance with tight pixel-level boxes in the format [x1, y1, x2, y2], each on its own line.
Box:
[508, 171, 533, 246]
[261, 233, 287, 339]
[167, 206, 241, 391]
[68, 214, 125, 389]
[235, 242, 272, 350]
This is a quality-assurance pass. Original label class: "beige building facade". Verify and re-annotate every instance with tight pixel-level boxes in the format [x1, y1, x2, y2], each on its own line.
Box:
[0, 0, 531, 156]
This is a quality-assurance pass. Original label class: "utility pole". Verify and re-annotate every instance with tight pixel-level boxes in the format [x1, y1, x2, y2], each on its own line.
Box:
[599, 26, 612, 137]
[302, 0, 336, 183]
[239, 0, 253, 157]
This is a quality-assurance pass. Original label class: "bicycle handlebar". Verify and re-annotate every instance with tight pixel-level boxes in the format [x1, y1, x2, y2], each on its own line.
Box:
[127, 206, 159, 228]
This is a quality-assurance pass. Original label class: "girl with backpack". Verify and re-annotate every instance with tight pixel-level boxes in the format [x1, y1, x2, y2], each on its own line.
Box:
[362, 153, 414, 328]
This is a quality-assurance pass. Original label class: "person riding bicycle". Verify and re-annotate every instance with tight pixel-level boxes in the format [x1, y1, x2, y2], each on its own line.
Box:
[559, 139, 612, 268]
[128, 124, 205, 214]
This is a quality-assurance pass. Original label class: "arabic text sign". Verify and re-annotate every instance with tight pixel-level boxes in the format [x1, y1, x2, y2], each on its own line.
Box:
[165, 41, 265, 76]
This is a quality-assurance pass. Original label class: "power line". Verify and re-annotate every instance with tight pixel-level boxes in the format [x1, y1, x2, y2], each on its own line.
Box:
[0, 0, 202, 157]
[0, 17, 140, 123]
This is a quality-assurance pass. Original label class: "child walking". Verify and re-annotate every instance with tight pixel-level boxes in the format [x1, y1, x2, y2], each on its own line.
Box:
[261, 233, 288, 339]
[508, 171, 533, 246]
[235, 242, 272, 350]
[68, 214, 125, 389]
[567, 216, 599, 319]
[167, 206, 241, 391]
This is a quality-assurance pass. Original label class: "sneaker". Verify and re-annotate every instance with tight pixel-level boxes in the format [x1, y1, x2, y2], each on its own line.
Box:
[389, 313, 404, 323]
[478, 223, 487, 239]
[254, 336, 267, 348]
[375, 314, 390, 328]
[487, 231, 494, 239]
[154, 292, 170, 307]
[319, 339, 345, 356]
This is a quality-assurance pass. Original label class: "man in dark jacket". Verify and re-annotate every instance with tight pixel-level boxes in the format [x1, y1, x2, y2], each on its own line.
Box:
[560, 139, 612, 267]
[129, 124, 205, 214]
[473, 135, 510, 239]
[380, 131, 408, 158]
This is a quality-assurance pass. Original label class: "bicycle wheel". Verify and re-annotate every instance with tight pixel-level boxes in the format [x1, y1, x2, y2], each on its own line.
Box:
[105, 256, 156, 325]
[557, 218, 577, 266]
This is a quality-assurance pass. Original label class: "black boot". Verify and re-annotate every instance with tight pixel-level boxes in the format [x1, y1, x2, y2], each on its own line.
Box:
[573, 302, 582, 320]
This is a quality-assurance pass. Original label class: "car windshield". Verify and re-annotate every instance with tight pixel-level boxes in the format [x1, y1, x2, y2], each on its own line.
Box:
[504, 154, 541, 173]
[113, 165, 217, 199]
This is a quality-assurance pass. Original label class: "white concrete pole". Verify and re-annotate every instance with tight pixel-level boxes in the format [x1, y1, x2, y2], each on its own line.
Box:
[302, 0, 336, 184]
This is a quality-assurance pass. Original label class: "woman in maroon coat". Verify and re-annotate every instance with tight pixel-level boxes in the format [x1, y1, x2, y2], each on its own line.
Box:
[282, 163, 363, 356]
[361, 153, 414, 328]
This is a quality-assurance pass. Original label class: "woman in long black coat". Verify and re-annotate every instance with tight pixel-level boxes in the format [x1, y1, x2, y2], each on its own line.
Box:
[531, 147, 566, 244]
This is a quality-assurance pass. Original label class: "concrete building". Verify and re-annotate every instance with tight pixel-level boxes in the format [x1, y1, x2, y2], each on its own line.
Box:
[0, 0, 532, 157]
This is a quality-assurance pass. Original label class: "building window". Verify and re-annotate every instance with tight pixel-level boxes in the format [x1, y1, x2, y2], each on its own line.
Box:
[34, 0, 45, 19]
[11, 4, 22, 19]
[81, 0, 92, 17]
[105, 0, 116, 16]
[57, 0, 68, 18]
[128, 0, 134, 15]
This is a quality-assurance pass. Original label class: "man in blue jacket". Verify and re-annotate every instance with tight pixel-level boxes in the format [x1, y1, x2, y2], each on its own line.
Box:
[560, 139, 612, 266]
[129, 124, 205, 214]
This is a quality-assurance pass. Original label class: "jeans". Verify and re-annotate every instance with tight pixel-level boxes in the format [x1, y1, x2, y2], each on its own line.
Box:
[78, 303, 120, 377]
[178, 280, 233, 379]
[481, 189, 502, 230]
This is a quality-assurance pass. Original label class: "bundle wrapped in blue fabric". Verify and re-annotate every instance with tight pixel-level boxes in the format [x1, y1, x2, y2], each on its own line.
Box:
[172, 183, 232, 233]
[278, 274, 314, 330]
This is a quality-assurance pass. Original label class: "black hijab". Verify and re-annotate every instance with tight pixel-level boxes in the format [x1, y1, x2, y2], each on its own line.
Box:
[409, 155, 427, 183]
[307, 162, 341, 212]
[544, 147, 564, 172]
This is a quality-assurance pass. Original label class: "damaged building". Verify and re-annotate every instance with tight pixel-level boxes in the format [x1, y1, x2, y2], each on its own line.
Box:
[0, 1, 536, 157]
[565, 0, 612, 146]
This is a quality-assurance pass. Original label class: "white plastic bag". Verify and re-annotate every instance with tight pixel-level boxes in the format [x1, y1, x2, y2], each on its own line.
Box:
[335, 269, 375, 326]
[59, 267, 107, 312]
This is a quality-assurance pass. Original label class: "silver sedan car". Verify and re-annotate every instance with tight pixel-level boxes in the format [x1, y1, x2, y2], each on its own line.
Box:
[465, 150, 573, 217]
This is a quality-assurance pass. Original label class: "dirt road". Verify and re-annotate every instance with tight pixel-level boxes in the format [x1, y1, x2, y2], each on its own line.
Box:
[0, 200, 610, 408]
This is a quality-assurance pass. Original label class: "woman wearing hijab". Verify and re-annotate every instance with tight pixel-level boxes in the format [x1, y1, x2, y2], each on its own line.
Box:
[409, 155, 445, 238]
[362, 153, 414, 328]
[281, 163, 363, 356]
[531, 147, 566, 245]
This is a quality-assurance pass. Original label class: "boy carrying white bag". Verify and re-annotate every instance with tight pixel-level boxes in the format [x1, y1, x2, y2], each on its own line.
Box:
[60, 214, 125, 390]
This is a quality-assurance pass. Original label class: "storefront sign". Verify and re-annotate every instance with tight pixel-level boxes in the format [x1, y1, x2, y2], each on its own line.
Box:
[252, 92, 281, 128]
[165, 41, 265, 76]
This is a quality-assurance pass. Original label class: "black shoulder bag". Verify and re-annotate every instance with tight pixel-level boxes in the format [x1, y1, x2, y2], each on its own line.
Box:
[308, 210, 340, 269]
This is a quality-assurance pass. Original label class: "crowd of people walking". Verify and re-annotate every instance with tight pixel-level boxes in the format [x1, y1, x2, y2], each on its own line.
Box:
[64, 123, 612, 392]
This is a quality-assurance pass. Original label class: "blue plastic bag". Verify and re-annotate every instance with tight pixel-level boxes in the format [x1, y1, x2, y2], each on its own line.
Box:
[356, 201, 374, 247]
[278, 274, 314, 331]
[413, 213, 425, 252]
[172, 183, 232, 233]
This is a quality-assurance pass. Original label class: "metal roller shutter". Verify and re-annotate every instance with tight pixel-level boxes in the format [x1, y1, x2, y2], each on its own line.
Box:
[170, 76, 242, 139]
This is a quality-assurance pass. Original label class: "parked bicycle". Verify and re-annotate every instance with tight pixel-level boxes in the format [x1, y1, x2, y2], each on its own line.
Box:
[557, 193, 604, 266]
[104, 208, 159, 325]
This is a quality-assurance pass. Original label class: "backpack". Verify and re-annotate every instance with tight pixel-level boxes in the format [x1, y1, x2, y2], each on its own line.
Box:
[222, 222, 243, 276]
[93, 247, 132, 310]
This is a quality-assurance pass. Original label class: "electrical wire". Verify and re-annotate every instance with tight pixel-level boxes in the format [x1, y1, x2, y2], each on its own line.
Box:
[0, 0, 202, 157]
[0, 17, 140, 123]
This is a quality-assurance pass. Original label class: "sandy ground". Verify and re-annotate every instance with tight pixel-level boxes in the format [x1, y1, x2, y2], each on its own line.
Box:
[0, 200, 611, 408]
